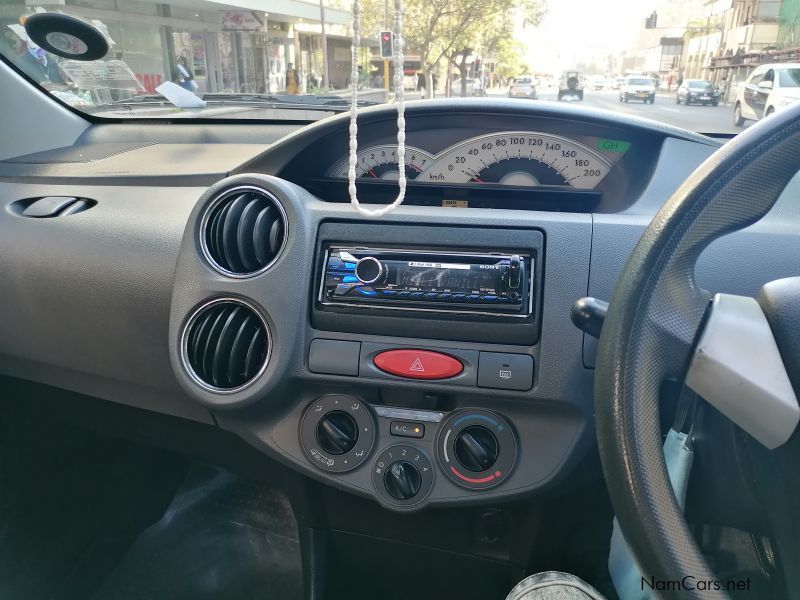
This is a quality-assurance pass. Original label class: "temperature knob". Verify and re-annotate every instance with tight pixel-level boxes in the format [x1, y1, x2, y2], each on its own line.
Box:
[355, 256, 384, 284]
[438, 410, 517, 490]
[454, 426, 499, 472]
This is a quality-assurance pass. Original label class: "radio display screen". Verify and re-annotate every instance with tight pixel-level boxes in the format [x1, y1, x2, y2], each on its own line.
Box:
[391, 263, 500, 292]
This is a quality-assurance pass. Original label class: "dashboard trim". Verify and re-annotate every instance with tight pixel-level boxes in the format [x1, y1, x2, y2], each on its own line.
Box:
[198, 184, 289, 279]
[179, 296, 274, 395]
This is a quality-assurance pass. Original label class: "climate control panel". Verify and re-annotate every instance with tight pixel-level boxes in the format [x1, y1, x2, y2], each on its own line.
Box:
[298, 397, 520, 510]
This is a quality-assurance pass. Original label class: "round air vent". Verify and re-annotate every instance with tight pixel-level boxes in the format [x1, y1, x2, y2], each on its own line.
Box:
[183, 299, 270, 392]
[201, 186, 287, 277]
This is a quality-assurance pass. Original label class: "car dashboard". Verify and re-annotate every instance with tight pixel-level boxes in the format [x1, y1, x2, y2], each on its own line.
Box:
[2, 99, 799, 513]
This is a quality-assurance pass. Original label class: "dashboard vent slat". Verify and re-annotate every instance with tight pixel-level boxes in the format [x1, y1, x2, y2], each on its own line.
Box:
[252, 205, 275, 265]
[184, 300, 269, 391]
[236, 198, 262, 272]
[203, 187, 286, 277]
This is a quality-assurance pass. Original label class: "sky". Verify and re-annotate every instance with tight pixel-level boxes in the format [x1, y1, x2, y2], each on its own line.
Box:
[523, 0, 655, 73]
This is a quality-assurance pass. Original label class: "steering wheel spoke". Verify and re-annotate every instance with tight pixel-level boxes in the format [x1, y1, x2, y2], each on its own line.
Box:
[686, 293, 800, 449]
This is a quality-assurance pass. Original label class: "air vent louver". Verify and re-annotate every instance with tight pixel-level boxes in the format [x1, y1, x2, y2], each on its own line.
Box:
[184, 300, 270, 391]
[203, 187, 286, 277]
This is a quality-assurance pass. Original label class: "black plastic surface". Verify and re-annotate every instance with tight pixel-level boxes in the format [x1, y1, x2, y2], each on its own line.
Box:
[308, 339, 360, 376]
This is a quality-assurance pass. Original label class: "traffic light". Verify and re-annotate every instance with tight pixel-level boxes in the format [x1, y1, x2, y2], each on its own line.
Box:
[380, 31, 393, 59]
[645, 11, 657, 29]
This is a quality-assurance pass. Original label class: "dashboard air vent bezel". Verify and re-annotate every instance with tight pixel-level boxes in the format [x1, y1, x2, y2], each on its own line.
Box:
[199, 185, 288, 278]
[180, 297, 272, 394]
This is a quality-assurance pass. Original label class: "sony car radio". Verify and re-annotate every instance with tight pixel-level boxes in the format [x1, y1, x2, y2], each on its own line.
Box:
[319, 246, 533, 318]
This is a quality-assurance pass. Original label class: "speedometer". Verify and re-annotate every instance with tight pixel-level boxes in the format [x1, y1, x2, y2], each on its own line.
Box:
[416, 132, 612, 190]
[329, 145, 433, 180]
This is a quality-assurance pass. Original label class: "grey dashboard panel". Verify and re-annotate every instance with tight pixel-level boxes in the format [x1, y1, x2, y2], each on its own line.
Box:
[0, 181, 213, 424]
[78, 122, 305, 145]
[0, 142, 271, 186]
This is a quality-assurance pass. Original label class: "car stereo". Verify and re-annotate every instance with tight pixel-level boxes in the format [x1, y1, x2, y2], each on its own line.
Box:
[319, 246, 533, 318]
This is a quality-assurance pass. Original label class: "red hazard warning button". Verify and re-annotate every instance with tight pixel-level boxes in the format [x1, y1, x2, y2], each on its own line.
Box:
[373, 349, 463, 380]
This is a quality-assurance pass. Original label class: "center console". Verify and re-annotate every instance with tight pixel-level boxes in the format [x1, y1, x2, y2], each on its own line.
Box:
[168, 175, 592, 513]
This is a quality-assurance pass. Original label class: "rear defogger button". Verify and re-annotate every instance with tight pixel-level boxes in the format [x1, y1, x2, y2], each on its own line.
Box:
[477, 352, 533, 391]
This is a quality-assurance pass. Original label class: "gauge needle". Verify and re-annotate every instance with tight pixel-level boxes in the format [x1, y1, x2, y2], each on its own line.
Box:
[471, 176, 485, 183]
[368, 168, 378, 178]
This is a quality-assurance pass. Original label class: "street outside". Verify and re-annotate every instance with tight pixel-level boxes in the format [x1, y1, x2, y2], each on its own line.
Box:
[406, 84, 739, 134]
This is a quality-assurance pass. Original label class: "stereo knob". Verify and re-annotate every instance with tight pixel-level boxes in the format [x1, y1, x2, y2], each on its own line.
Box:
[383, 460, 422, 500]
[355, 256, 384, 284]
[316, 411, 358, 455]
[454, 426, 499, 472]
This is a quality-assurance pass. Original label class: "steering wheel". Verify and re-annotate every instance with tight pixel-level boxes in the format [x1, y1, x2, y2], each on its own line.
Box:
[595, 105, 800, 598]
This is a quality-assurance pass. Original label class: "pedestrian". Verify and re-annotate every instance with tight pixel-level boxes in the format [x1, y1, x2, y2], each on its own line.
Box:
[13, 41, 49, 83]
[174, 55, 196, 92]
[285, 63, 299, 95]
[667, 74, 673, 92]
[372, 72, 383, 88]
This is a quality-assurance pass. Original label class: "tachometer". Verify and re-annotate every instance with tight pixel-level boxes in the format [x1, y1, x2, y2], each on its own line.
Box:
[329, 145, 433, 180]
[416, 132, 612, 190]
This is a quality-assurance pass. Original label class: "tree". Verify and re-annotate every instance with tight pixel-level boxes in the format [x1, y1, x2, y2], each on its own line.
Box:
[357, 0, 546, 98]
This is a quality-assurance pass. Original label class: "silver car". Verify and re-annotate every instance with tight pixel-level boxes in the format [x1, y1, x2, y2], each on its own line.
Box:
[509, 76, 538, 99]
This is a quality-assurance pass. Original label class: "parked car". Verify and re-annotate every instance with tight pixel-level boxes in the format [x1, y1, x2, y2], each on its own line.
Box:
[452, 77, 486, 97]
[557, 70, 584, 101]
[733, 62, 800, 126]
[619, 76, 656, 103]
[676, 79, 720, 105]
[508, 76, 538, 99]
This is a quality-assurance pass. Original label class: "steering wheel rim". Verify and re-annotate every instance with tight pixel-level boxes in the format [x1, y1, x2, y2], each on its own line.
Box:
[594, 104, 800, 598]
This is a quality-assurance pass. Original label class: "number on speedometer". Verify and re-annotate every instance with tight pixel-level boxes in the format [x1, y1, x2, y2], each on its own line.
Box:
[329, 145, 433, 181]
[416, 132, 612, 190]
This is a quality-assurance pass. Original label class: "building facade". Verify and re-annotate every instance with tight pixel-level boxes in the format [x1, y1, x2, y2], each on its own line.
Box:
[1, 0, 351, 96]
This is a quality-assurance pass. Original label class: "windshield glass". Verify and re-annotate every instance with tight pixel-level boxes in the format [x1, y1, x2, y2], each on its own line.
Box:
[3, 0, 797, 133]
[688, 81, 712, 89]
[778, 68, 800, 87]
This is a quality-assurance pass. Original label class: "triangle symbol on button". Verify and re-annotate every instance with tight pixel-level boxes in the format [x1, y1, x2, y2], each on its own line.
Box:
[410, 357, 425, 372]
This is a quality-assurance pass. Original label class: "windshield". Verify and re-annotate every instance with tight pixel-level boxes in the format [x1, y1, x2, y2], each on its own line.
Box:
[778, 68, 800, 87]
[3, 0, 794, 133]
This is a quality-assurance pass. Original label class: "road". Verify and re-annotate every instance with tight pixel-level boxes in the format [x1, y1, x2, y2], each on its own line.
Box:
[487, 88, 739, 135]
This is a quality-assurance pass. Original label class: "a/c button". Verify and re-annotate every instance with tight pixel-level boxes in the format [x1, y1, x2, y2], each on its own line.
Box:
[390, 421, 425, 438]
